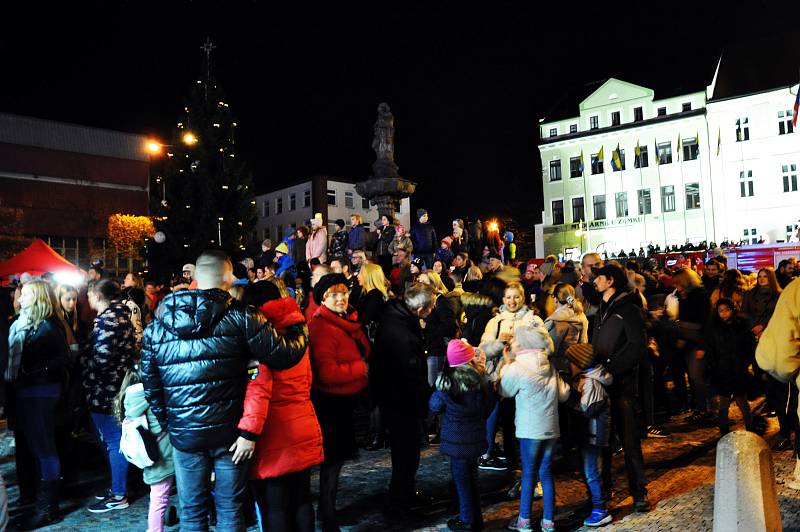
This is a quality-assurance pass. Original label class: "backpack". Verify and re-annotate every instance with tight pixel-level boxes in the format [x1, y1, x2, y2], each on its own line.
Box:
[120, 414, 160, 469]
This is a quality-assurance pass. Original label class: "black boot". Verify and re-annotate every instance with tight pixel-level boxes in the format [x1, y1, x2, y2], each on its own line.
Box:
[16, 479, 60, 530]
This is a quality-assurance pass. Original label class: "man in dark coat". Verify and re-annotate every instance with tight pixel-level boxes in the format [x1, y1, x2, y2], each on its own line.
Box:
[591, 264, 650, 513]
[141, 250, 307, 531]
[410, 208, 437, 269]
[372, 283, 435, 517]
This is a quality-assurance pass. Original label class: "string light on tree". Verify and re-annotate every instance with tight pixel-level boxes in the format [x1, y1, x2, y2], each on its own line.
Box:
[148, 36, 257, 271]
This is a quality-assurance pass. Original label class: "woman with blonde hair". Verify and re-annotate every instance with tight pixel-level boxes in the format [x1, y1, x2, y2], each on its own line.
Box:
[418, 270, 449, 296]
[7, 281, 70, 528]
[479, 282, 544, 472]
[544, 283, 589, 375]
[357, 263, 392, 451]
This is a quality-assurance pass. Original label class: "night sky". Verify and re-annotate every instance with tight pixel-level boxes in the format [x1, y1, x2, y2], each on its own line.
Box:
[0, 2, 769, 236]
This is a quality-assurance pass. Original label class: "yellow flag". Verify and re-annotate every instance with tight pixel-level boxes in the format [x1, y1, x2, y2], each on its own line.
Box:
[598, 146, 604, 162]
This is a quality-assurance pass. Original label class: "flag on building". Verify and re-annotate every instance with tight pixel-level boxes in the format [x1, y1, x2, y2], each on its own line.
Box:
[716, 127, 721, 155]
[634, 140, 641, 166]
[676, 133, 681, 162]
[611, 143, 623, 171]
[579, 150, 585, 174]
[654, 138, 660, 165]
[597, 146, 604, 162]
[794, 88, 799, 128]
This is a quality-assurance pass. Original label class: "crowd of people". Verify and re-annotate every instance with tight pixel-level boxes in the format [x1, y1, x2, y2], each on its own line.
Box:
[2, 206, 800, 532]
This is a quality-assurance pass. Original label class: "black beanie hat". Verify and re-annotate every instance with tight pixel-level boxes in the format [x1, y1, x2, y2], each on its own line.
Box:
[335, 219, 346, 229]
[313, 273, 349, 305]
[594, 264, 629, 291]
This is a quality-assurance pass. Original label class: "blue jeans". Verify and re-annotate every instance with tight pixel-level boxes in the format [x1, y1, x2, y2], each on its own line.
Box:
[519, 438, 556, 521]
[18, 384, 61, 481]
[91, 412, 128, 496]
[484, 403, 500, 456]
[582, 444, 604, 509]
[451, 457, 481, 526]
[173, 445, 249, 532]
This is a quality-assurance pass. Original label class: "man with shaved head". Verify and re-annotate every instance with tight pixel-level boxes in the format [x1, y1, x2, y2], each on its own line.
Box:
[142, 250, 308, 530]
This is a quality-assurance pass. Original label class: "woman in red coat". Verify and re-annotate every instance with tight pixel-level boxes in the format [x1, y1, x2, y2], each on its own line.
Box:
[308, 274, 370, 532]
[239, 281, 323, 532]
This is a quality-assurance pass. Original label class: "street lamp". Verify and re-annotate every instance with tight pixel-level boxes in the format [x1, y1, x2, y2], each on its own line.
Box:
[182, 131, 198, 146]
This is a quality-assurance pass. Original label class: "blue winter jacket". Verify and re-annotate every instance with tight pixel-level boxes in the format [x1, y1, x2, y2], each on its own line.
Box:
[347, 225, 366, 252]
[429, 367, 494, 458]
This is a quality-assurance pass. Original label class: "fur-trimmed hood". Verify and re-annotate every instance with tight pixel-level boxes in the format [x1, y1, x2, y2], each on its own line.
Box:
[436, 364, 485, 394]
[460, 293, 496, 318]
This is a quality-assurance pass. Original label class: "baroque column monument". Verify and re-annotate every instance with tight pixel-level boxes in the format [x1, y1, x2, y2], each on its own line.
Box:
[355, 102, 416, 222]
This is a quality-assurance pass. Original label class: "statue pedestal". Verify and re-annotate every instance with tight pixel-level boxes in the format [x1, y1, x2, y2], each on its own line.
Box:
[355, 177, 416, 222]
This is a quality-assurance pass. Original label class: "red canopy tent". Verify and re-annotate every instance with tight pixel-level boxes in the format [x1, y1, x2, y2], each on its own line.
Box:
[0, 239, 81, 278]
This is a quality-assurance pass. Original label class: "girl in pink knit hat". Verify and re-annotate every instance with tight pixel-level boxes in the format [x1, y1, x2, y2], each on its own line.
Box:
[429, 339, 493, 531]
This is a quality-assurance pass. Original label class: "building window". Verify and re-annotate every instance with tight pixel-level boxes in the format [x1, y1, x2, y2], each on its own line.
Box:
[552, 200, 564, 225]
[739, 170, 754, 197]
[661, 185, 675, 212]
[657, 141, 672, 164]
[276, 197, 283, 214]
[615, 192, 628, 217]
[682, 137, 699, 161]
[569, 124, 578, 134]
[289, 193, 296, 211]
[783, 164, 798, 192]
[345, 191, 354, 208]
[361, 197, 370, 208]
[682, 102, 692, 112]
[277, 225, 283, 239]
[591, 153, 603, 174]
[634, 145, 649, 168]
[657, 107, 667, 116]
[549, 128, 558, 137]
[549, 160, 562, 181]
[685, 183, 701, 209]
[327, 189, 336, 205]
[263, 227, 270, 241]
[612, 149, 625, 171]
[744, 228, 758, 245]
[262, 200, 269, 217]
[611, 111, 620, 126]
[779, 110, 794, 135]
[569, 156, 582, 178]
[593, 195, 606, 220]
[303, 189, 311, 207]
[572, 197, 585, 222]
[637, 189, 652, 215]
[633, 107, 643, 122]
[736, 117, 750, 141]
[589, 116, 599, 130]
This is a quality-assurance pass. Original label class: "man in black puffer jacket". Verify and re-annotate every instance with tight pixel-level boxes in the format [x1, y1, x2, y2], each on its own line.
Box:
[591, 264, 649, 513]
[141, 250, 307, 531]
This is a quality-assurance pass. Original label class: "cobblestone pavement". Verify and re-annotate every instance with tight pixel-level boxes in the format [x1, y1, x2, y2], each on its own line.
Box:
[4, 400, 800, 531]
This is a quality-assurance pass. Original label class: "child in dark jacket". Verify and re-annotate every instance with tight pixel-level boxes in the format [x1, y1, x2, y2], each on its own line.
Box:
[565, 343, 613, 528]
[705, 298, 755, 435]
[429, 339, 493, 531]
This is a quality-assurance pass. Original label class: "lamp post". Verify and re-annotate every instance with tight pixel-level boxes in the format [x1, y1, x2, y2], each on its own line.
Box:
[146, 133, 199, 205]
[574, 219, 592, 256]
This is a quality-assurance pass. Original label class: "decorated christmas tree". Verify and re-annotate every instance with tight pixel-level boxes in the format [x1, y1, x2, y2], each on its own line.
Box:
[149, 38, 256, 275]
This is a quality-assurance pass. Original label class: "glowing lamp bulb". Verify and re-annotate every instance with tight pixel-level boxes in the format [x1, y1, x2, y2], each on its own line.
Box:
[182, 132, 198, 145]
[146, 141, 162, 154]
